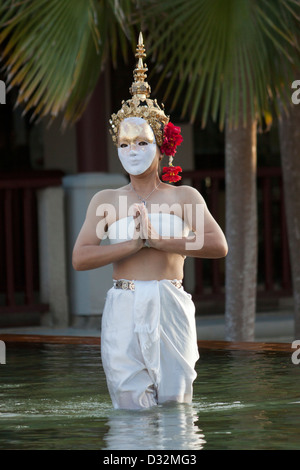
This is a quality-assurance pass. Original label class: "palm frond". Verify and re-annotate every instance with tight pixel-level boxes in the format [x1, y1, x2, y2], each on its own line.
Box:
[0, 0, 134, 125]
[138, 0, 300, 129]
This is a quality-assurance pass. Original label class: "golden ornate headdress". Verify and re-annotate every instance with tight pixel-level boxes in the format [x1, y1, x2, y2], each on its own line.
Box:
[109, 32, 169, 147]
[109, 32, 183, 182]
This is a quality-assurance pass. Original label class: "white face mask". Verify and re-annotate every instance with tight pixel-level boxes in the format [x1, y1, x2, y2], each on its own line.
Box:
[117, 117, 157, 176]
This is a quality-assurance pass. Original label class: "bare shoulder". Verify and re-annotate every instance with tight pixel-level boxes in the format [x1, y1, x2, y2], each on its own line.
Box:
[88, 185, 129, 209]
[83, 186, 129, 225]
[172, 184, 206, 205]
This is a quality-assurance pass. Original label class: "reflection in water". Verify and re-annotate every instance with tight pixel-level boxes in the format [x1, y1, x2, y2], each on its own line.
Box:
[103, 403, 206, 450]
[2, 344, 300, 450]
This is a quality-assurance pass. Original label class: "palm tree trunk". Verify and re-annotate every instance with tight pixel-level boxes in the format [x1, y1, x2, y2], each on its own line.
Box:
[225, 116, 258, 341]
[278, 101, 300, 339]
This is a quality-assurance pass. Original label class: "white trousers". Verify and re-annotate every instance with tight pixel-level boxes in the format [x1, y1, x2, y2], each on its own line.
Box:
[101, 279, 199, 410]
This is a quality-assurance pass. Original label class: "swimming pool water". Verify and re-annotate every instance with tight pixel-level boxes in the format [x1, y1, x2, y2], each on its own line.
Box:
[0, 342, 299, 450]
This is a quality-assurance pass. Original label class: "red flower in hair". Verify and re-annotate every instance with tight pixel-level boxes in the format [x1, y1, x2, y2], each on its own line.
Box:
[160, 122, 183, 156]
[161, 166, 182, 183]
[161, 122, 183, 183]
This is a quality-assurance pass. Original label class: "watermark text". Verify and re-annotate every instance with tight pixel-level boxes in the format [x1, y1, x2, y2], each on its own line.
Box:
[0, 340, 6, 364]
[291, 340, 300, 365]
[291, 80, 300, 105]
[95, 198, 205, 250]
[0, 80, 6, 104]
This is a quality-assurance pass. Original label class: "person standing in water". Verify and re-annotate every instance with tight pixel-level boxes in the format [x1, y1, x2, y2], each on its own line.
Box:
[72, 33, 228, 410]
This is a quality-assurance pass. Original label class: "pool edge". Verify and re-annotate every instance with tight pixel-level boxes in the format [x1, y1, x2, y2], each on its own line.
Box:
[0, 333, 294, 352]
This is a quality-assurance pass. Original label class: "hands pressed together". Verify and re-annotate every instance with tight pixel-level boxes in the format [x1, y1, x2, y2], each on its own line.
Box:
[132, 203, 161, 250]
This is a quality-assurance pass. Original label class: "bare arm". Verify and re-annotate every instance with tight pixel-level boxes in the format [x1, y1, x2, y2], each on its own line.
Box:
[72, 192, 144, 271]
[140, 187, 228, 259]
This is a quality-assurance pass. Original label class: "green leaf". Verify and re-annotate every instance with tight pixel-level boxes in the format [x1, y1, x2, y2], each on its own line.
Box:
[138, 0, 300, 129]
[0, 0, 134, 125]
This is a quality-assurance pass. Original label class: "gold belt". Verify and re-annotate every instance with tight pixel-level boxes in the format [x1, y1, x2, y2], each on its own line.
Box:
[113, 279, 182, 291]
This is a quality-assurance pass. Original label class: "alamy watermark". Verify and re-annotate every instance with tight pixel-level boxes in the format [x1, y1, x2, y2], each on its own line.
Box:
[0, 80, 6, 104]
[0, 340, 6, 364]
[95, 198, 205, 250]
[291, 340, 300, 365]
[291, 80, 300, 105]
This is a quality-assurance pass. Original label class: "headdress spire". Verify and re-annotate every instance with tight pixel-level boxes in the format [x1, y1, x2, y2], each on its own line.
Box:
[129, 32, 151, 99]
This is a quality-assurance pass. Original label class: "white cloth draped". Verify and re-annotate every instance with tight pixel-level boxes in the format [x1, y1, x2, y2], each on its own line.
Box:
[101, 279, 199, 410]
